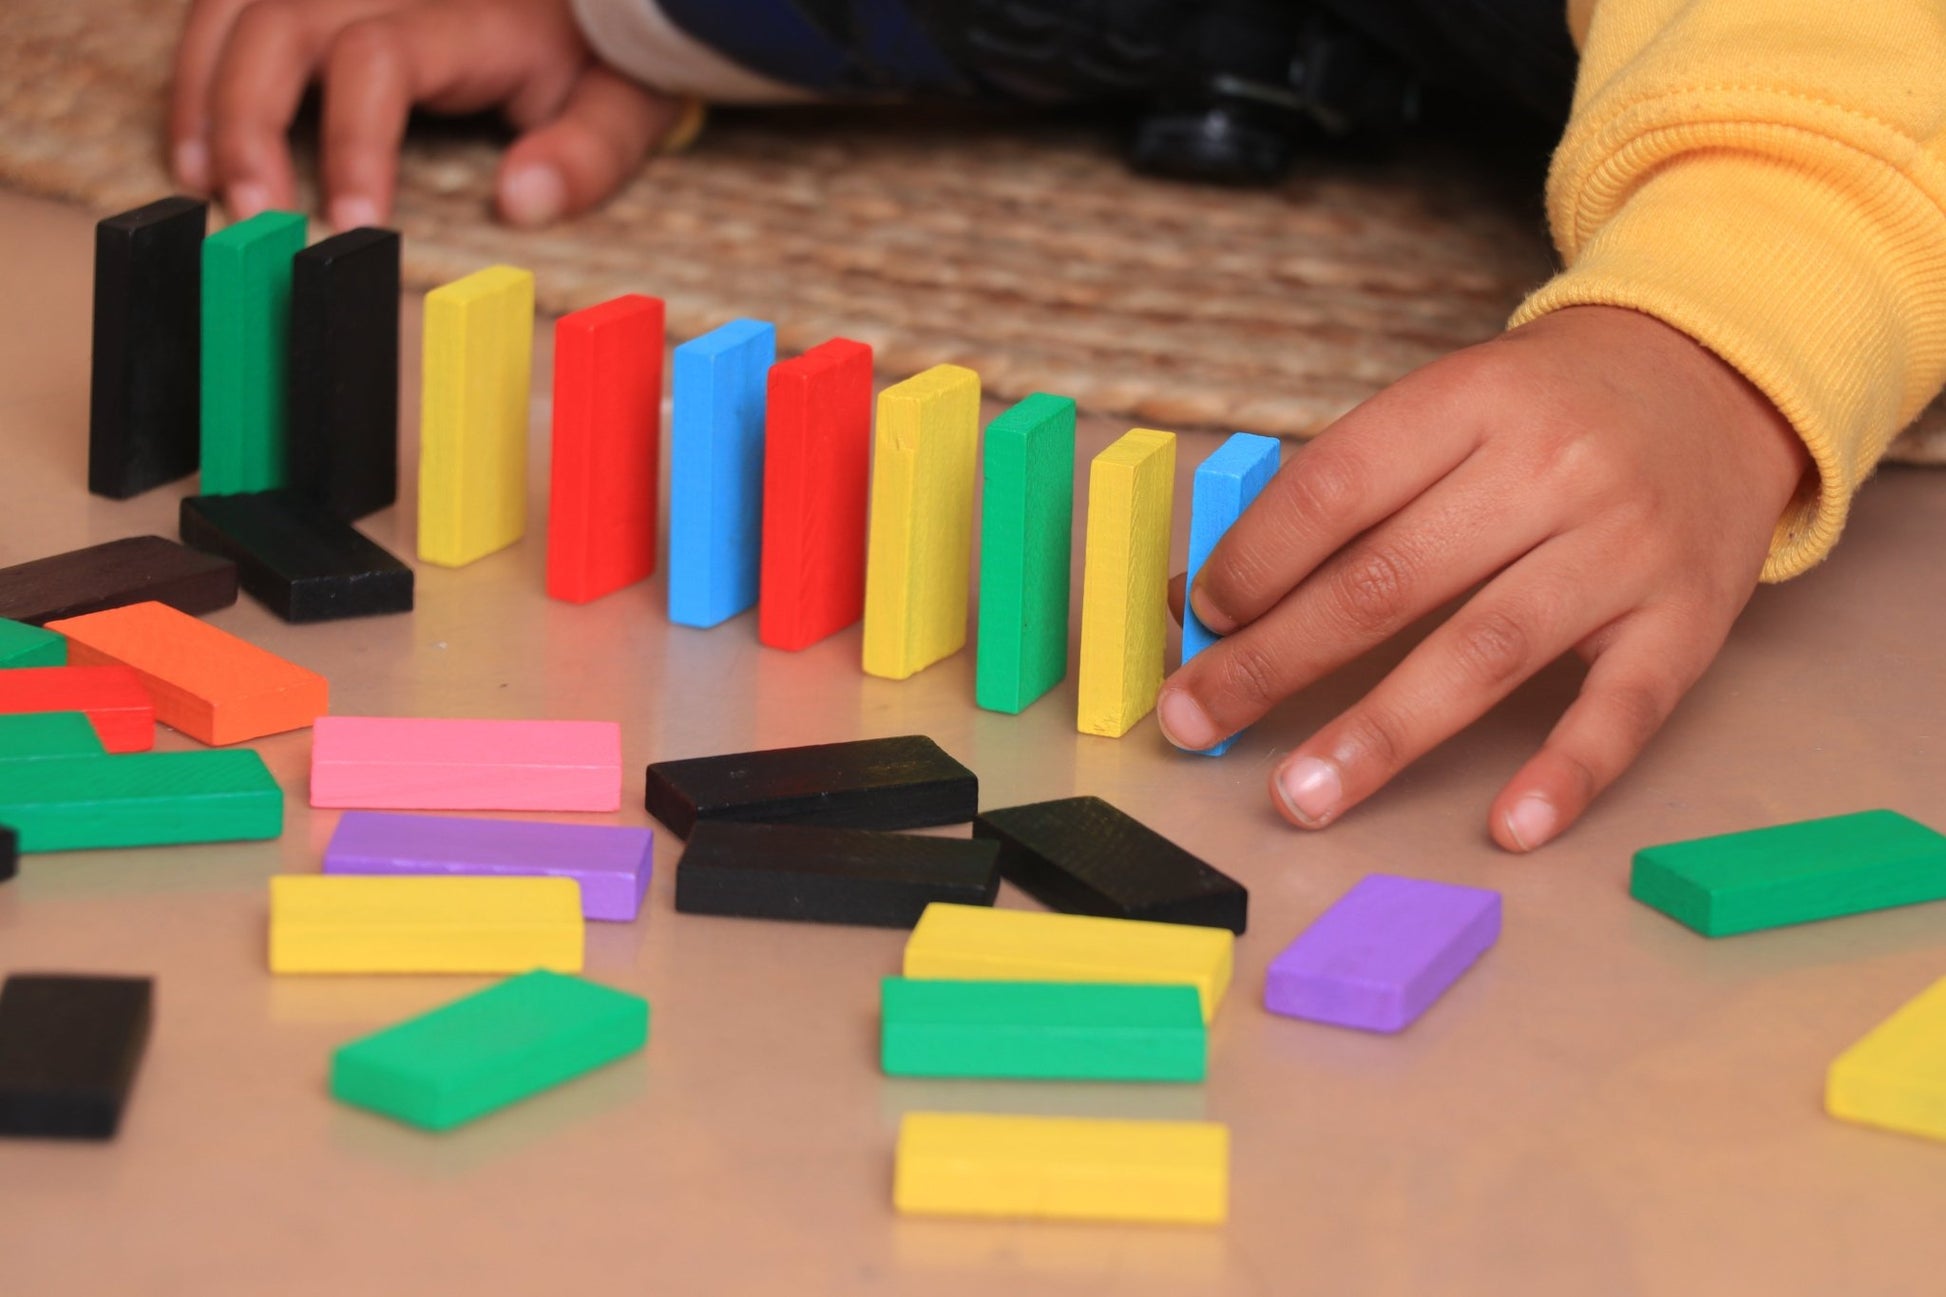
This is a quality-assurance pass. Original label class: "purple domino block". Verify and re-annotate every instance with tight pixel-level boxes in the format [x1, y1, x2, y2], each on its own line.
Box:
[1264, 873, 1500, 1033]
[321, 812, 653, 921]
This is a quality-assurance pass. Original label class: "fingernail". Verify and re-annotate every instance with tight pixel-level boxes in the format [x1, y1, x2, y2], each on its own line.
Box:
[1188, 588, 1236, 636]
[1504, 795, 1559, 852]
[226, 180, 269, 220]
[1157, 689, 1219, 751]
[329, 196, 380, 233]
[1276, 757, 1341, 827]
[174, 139, 209, 191]
[500, 166, 566, 228]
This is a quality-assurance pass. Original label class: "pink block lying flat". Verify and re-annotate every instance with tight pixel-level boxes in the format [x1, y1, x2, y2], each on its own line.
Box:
[310, 716, 623, 812]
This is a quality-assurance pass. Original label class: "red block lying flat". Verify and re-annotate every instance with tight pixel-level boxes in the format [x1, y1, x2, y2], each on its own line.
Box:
[0, 665, 155, 752]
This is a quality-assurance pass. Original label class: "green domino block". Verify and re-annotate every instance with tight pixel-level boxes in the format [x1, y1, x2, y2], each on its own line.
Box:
[0, 712, 108, 762]
[881, 977, 1206, 1082]
[0, 618, 65, 668]
[331, 970, 649, 1131]
[202, 210, 306, 495]
[975, 394, 1077, 714]
[0, 751, 282, 851]
[1631, 809, 1946, 937]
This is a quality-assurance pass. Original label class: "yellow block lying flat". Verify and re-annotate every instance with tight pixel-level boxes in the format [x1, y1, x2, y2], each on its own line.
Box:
[896, 1112, 1229, 1225]
[1828, 975, 1946, 1142]
[1077, 428, 1176, 737]
[903, 902, 1231, 1021]
[269, 875, 582, 974]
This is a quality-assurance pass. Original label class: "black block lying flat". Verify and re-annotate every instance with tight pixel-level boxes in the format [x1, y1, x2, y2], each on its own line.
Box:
[180, 490, 413, 623]
[675, 821, 1000, 927]
[0, 536, 238, 626]
[645, 735, 978, 838]
[0, 974, 153, 1140]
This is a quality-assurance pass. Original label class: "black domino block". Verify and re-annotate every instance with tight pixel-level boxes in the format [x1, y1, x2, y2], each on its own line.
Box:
[289, 227, 400, 521]
[0, 825, 15, 884]
[645, 735, 979, 838]
[0, 974, 153, 1140]
[675, 821, 1000, 927]
[179, 490, 412, 622]
[0, 536, 238, 626]
[89, 196, 207, 499]
[975, 796, 1248, 934]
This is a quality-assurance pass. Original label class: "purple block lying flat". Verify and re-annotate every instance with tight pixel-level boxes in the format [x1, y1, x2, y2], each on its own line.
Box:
[1264, 874, 1500, 1033]
[321, 812, 653, 922]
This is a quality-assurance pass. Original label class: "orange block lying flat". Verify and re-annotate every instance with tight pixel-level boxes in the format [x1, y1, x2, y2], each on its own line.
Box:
[0, 665, 155, 752]
[47, 601, 327, 745]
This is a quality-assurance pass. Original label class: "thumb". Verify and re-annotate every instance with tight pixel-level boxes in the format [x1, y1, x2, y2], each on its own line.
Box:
[495, 65, 685, 228]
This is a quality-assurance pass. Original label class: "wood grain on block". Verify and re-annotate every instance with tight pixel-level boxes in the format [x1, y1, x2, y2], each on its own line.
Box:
[0, 536, 237, 627]
[311, 716, 622, 811]
[644, 734, 976, 838]
[674, 821, 998, 927]
[269, 875, 584, 974]
[1077, 429, 1176, 738]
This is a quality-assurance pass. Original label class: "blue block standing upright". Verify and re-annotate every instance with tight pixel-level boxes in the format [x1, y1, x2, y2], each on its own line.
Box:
[1182, 433, 1281, 755]
[668, 320, 777, 627]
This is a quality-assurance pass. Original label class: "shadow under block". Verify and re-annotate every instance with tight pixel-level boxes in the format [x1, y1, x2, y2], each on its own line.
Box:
[331, 971, 647, 1132]
[644, 734, 978, 838]
[0, 975, 153, 1140]
[289, 226, 400, 520]
[759, 337, 873, 650]
[1077, 429, 1177, 737]
[862, 365, 982, 680]
[1827, 975, 1946, 1143]
[881, 978, 1206, 1082]
[668, 319, 776, 627]
[0, 666, 155, 753]
[895, 1113, 1229, 1225]
[0, 712, 109, 762]
[1181, 433, 1281, 755]
[0, 535, 238, 627]
[90, 196, 206, 499]
[674, 821, 999, 927]
[974, 796, 1247, 934]
[904, 903, 1234, 1022]
[269, 875, 584, 974]
[1630, 809, 1946, 936]
[547, 294, 664, 604]
[179, 490, 413, 622]
[418, 265, 535, 567]
[323, 812, 652, 922]
[0, 750, 281, 851]
[201, 209, 306, 495]
[975, 394, 1077, 714]
[1265, 873, 1500, 1033]
[310, 716, 623, 812]
[48, 601, 329, 745]
[0, 619, 66, 668]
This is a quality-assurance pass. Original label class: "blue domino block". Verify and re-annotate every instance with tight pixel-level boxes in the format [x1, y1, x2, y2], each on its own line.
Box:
[1182, 433, 1281, 756]
[668, 320, 776, 628]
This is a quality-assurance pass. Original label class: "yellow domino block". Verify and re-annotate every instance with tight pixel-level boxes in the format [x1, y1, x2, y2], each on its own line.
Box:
[895, 1112, 1229, 1225]
[1077, 428, 1176, 737]
[903, 902, 1232, 1021]
[418, 265, 535, 568]
[1827, 975, 1946, 1142]
[269, 875, 582, 974]
[863, 364, 982, 681]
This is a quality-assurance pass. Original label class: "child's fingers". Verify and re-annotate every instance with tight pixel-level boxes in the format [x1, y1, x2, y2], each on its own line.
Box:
[316, 16, 419, 229]
[495, 67, 683, 228]
[172, 0, 260, 191]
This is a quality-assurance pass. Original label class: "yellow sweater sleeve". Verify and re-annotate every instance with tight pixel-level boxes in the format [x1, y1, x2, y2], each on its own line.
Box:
[1511, 0, 1946, 579]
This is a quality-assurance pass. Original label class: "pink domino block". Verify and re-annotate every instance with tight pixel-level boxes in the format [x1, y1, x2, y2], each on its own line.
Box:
[310, 716, 623, 811]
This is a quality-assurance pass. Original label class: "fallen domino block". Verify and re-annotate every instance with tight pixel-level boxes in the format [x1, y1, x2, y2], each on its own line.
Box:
[331, 970, 647, 1132]
[0, 619, 66, 669]
[975, 393, 1076, 715]
[1077, 428, 1176, 738]
[669, 319, 775, 628]
[288, 226, 400, 520]
[0, 750, 281, 851]
[0, 712, 108, 763]
[0, 825, 13, 884]
[0, 975, 153, 1140]
[1631, 809, 1946, 937]
[1180, 433, 1280, 755]
[179, 490, 413, 622]
[895, 1112, 1228, 1225]
[269, 875, 584, 974]
[1265, 874, 1500, 1033]
[675, 822, 999, 927]
[881, 978, 1206, 1081]
[311, 716, 622, 812]
[0, 535, 238, 627]
[1827, 975, 1946, 1143]
[0, 665, 155, 753]
[202, 209, 306, 495]
[975, 795, 1247, 934]
[323, 812, 652, 922]
[644, 734, 977, 838]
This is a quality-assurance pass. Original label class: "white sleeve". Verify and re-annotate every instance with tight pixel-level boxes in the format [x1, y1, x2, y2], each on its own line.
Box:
[571, 0, 818, 103]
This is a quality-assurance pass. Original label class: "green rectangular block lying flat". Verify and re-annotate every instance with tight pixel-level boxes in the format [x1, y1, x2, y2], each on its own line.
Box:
[202, 210, 306, 495]
[0, 750, 282, 851]
[881, 977, 1206, 1081]
[1631, 809, 1946, 936]
[975, 394, 1077, 714]
[0, 712, 108, 762]
[331, 970, 649, 1131]
[0, 618, 65, 668]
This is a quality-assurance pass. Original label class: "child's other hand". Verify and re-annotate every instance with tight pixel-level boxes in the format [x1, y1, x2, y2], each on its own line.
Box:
[1158, 305, 1811, 851]
[171, 0, 687, 229]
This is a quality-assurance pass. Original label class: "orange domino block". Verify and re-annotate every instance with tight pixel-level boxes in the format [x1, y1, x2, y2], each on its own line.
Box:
[0, 665, 155, 752]
[47, 601, 328, 745]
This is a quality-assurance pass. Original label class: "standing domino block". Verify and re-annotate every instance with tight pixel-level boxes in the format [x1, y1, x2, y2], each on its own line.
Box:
[1265, 874, 1500, 1032]
[0, 713, 109, 763]
[0, 536, 238, 627]
[418, 266, 535, 567]
[1827, 975, 1946, 1143]
[0, 666, 155, 752]
[323, 812, 653, 922]
[0, 619, 66, 668]
[644, 734, 977, 838]
[547, 294, 665, 603]
[862, 365, 982, 680]
[331, 970, 648, 1132]
[311, 716, 622, 811]
[0, 751, 281, 851]
[201, 209, 306, 495]
[675, 821, 999, 927]
[289, 226, 400, 520]
[0, 825, 13, 884]
[668, 319, 776, 627]
[1180, 433, 1280, 754]
[90, 196, 206, 499]
[270, 875, 584, 974]
[881, 978, 1206, 1082]
[48, 601, 328, 745]
[759, 338, 874, 650]
[895, 1113, 1228, 1225]
[1077, 429, 1177, 738]
[975, 394, 1076, 714]
[179, 490, 412, 622]
[0, 975, 153, 1140]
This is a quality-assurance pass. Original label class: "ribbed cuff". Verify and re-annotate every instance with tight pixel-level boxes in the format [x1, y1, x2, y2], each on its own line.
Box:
[572, 0, 814, 104]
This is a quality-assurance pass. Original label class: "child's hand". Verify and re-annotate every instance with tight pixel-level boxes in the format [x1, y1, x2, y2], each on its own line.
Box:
[171, 0, 688, 229]
[1158, 305, 1812, 851]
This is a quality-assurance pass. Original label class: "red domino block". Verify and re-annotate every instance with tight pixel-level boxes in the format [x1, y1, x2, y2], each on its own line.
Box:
[546, 294, 665, 604]
[0, 665, 155, 753]
[759, 338, 874, 651]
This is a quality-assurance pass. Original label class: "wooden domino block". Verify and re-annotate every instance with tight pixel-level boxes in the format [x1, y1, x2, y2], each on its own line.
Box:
[1181, 433, 1280, 755]
[179, 490, 412, 622]
[0, 750, 281, 851]
[0, 712, 108, 763]
[975, 393, 1076, 714]
[418, 265, 535, 567]
[880, 978, 1206, 1081]
[0, 619, 66, 668]
[310, 716, 622, 811]
[0, 666, 155, 753]
[269, 875, 584, 974]
[668, 319, 776, 627]
[0, 536, 238, 627]
[202, 209, 306, 495]
[862, 365, 982, 680]
[288, 226, 400, 520]
[759, 338, 873, 650]
[644, 734, 977, 838]
[0, 825, 12, 884]
[1077, 429, 1176, 737]
[674, 821, 999, 927]
[1828, 975, 1946, 1143]
[49, 601, 328, 745]
[0, 975, 153, 1140]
